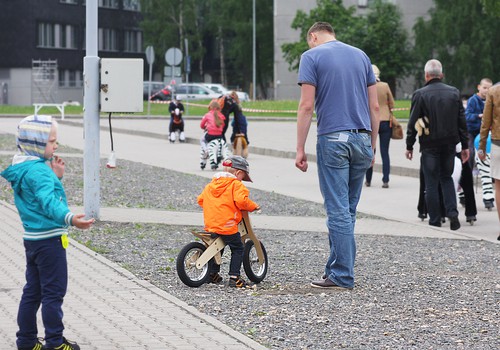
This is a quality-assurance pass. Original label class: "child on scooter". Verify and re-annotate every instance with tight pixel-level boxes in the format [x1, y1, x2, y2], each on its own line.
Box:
[197, 155, 260, 288]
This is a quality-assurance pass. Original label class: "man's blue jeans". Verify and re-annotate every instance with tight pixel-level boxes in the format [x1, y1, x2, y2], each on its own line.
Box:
[16, 237, 68, 349]
[316, 131, 373, 288]
[421, 145, 459, 226]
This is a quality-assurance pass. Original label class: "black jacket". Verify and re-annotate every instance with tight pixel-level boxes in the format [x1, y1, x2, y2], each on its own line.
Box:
[406, 78, 468, 152]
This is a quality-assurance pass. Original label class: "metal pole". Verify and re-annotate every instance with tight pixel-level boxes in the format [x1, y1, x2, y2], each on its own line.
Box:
[252, 0, 256, 100]
[184, 38, 189, 116]
[83, 0, 100, 219]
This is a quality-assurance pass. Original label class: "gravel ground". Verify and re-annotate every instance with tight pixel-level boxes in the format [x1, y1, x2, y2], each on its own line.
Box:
[1, 134, 499, 349]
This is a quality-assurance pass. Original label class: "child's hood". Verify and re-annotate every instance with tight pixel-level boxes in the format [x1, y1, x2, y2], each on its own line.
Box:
[16, 115, 53, 158]
[207, 172, 238, 198]
[1, 156, 45, 193]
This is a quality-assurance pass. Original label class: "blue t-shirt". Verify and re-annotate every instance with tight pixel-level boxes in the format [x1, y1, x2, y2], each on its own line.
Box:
[298, 40, 376, 135]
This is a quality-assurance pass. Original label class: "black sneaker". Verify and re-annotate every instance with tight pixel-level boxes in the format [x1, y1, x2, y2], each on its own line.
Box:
[209, 272, 223, 284]
[18, 339, 44, 350]
[449, 216, 461, 231]
[228, 276, 249, 288]
[45, 338, 80, 350]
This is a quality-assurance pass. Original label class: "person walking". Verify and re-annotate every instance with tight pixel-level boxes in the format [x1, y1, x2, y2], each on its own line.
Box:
[405, 59, 469, 230]
[365, 64, 395, 188]
[295, 22, 379, 290]
[478, 82, 500, 240]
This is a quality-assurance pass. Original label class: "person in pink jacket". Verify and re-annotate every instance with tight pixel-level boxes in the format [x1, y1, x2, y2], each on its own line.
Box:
[200, 100, 226, 143]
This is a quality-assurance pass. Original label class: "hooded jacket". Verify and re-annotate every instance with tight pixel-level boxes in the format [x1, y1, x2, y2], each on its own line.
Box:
[197, 172, 258, 235]
[1, 156, 73, 240]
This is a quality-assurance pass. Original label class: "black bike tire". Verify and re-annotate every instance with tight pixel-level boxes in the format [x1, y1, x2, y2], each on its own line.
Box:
[243, 240, 268, 283]
[176, 242, 210, 287]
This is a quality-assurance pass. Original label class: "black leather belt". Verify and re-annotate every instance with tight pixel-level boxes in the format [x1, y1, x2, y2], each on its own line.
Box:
[342, 129, 370, 134]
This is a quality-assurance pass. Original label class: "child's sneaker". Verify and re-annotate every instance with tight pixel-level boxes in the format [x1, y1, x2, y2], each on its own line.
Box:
[45, 338, 80, 350]
[209, 272, 223, 284]
[18, 339, 44, 350]
[228, 276, 249, 288]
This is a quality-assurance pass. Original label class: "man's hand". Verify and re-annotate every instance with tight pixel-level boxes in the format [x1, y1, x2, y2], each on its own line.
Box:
[461, 149, 470, 163]
[72, 214, 95, 230]
[405, 150, 413, 161]
[295, 150, 308, 172]
[50, 155, 65, 178]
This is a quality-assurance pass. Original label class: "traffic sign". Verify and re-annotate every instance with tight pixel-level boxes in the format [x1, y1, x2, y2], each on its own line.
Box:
[145, 46, 155, 65]
[165, 47, 182, 66]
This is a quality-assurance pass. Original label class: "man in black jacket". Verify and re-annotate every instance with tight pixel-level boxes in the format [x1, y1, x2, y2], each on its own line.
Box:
[406, 59, 469, 230]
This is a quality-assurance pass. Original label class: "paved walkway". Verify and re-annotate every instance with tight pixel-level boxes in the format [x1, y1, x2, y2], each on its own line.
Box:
[0, 115, 498, 349]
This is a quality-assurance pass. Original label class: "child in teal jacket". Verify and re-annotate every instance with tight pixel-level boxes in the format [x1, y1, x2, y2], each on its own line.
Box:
[1, 115, 93, 350]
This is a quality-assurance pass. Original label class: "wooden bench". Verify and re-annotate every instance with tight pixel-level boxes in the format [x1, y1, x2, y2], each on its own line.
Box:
[33, 103, 66, 120]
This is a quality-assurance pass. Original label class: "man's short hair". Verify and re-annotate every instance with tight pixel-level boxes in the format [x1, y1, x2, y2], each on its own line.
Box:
[424, 59, 442, 78]
[307, 22, 335, 37]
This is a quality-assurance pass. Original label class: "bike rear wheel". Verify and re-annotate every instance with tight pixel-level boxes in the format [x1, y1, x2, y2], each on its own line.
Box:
[176, 242, 210, 287]
[243, 240, 268, 283]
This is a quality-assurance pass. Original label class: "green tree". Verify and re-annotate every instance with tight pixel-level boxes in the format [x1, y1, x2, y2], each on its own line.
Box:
[140, 0, 273, 97]
[361, 0, 412, 94]
[481, 0, 500, 16]
[281, 0, 363, 71]
[413, 0, 500, 92]
[281, 0, 411, 94]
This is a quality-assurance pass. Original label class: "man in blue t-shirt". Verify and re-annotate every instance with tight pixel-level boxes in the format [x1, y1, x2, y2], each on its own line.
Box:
[295, 22, 380, 290]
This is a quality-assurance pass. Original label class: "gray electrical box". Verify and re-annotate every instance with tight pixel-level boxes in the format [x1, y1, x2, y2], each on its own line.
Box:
[100, 58, 143, 113]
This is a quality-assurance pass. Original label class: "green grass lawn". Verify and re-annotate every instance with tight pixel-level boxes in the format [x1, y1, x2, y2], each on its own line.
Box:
[0, 99, 411, 119]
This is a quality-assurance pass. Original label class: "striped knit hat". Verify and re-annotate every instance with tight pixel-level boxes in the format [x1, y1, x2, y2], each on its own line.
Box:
[16, 115, 53, 158]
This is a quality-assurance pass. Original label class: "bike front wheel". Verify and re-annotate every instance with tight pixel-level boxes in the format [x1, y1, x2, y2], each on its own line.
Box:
[176, 242, 210, 287]
[243, 240, 268, 283]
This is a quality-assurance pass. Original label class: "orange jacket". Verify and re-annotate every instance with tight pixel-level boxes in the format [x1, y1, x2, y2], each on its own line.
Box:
[197, 172, 259, 235]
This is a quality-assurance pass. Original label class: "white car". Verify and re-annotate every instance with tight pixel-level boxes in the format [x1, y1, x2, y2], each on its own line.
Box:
[202, 83, 250, 101]
[172, 84, 220, 101]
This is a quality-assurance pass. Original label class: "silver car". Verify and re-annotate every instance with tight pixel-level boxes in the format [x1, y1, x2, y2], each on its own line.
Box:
[202, 83, 250, 101]
[173, 84, 220, 101]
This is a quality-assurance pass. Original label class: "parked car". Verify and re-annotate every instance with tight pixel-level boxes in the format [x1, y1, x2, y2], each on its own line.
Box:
[148, 84, 173, 101]
[202, 83, 250, 101]
[172, 83, 220, 101]
[143, 81, 167, 100]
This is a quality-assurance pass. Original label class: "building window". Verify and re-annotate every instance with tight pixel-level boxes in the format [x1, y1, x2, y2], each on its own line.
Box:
[123, 0, 141, 11]
[124, 30, 142, 52]
[38, 23, 77, 49]
[59, 69, 83, 88]
[358, 0, 371, 7]
[99, 0, 119, 8]
[99, 28, 118, 51]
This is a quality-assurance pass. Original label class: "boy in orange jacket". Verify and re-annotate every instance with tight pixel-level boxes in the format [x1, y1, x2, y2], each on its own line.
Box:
[197, 155, 260, 288]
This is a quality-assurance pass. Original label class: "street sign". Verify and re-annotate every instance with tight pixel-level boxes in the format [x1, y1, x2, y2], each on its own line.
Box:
[145, 46, 155, 65]
[165, 47, 182, 66]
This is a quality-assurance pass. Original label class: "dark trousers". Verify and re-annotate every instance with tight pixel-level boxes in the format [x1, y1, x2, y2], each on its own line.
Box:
[17, 237, 68, 349]
[209, 232, 244, 277]
[458, 154, 477, 217]
[467, 130, 479, 169]
[169, 119, 184, 133]
[421, 145, 459, 226]
[366, 121, 391, 184]
[418, 165, 445, 219]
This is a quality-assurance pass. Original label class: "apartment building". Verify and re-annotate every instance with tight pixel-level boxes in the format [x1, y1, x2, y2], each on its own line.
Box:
[0, 0, 143, 105]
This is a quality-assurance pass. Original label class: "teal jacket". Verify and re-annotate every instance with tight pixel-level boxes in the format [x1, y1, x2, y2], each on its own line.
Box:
[1, 157, 74, 240]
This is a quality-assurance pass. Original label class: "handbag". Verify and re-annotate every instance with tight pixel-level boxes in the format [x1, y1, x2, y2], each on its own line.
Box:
[390, 113, 404, 140]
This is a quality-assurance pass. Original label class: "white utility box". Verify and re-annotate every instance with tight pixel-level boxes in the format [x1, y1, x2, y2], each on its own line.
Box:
[100, 58, 143, 113]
